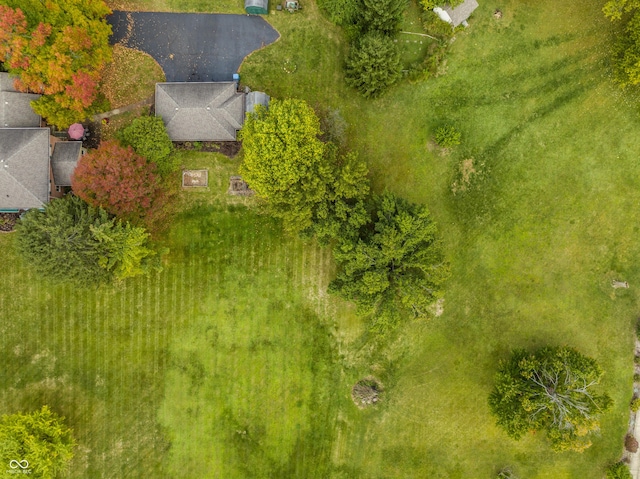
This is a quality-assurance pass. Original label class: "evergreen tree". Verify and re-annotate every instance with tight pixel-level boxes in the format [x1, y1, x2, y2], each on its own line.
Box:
[16, 195, 158, 284]
[345, 33, 401, 98]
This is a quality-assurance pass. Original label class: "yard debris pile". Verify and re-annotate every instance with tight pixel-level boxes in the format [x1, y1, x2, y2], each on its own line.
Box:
[352, 377, 382, 408]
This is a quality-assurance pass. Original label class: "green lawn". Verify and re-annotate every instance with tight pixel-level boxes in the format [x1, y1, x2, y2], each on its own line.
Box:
[2, 0, 640, 477]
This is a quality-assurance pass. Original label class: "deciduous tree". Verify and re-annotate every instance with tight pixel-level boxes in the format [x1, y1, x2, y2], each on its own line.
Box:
[345, 33, 401, 98]
[489, 347, 613, 452]
[240, 99, 369, 238]
[0, 406, 75, 479]
[72, 140, 164, 225]
[16, 195, 159, 283]
[603, 0, 640, 86]
[329, 192, 450, 332]
[0, 0, 112, 127]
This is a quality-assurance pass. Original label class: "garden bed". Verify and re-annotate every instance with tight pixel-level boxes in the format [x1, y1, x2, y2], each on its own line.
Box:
[175, 141, 241, 158]
[0, 213, 20, 232]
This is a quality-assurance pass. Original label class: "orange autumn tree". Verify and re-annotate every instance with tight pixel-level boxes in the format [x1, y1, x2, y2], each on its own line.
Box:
[0, 0, 112, 127]
[72, 140, 166, 225]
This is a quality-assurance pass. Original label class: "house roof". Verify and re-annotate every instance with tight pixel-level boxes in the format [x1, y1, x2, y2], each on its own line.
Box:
[51, 141, 82, 187]
[0, 128, 50, 211]
[0, 91, 42, 128]
[245, 91, 270, 115]
[0, 72, 17, 92]
[444, 0, 479, 27]
[155, 82, 245, 141]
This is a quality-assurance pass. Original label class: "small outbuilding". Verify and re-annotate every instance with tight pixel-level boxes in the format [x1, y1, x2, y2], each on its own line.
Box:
[245, 0, 269, 14]
[434, 0, 479, 28]
[245, 91, 270, 115]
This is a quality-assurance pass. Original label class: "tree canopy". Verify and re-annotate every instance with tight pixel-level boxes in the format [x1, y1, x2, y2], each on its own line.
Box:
[0, 0, 112, 127]
[120, 116, 178, 176]
[359, 0, 407, 35]
[604, 0, 640, 85]
[345, 32, 401, 98]
[329, 192, 450, 332]
[16, 195, 159, 284]
[489, 347, 613, 452]
[240, 99, 369, 238]
[72, 140, 165, 225]
[0, 406, 75, 479]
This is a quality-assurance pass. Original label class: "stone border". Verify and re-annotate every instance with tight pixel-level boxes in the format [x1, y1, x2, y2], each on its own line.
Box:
[182, 169, 209, 188]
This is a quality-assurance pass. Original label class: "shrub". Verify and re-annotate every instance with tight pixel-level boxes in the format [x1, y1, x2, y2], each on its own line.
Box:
[632, 398, 640, 412]
[625, 434, 638, 453]
[434, 125, 461, 148]
[120, 116, 178, 176]
[634, 355, 640, 365]
[345, 33, 401, 98]
[635, 373, 640, 381]
[607, 461, 633, 479]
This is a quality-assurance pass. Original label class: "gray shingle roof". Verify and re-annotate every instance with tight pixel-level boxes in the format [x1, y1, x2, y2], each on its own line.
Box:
[155, 82, 245, 141]
[444, 0, 479, 27]
[51, 141, 81, 187]
[0, 128, 50, 211]
[245, 91, 270, 115]
[0, 91, 42, 128]
[0, 72, 18, 92]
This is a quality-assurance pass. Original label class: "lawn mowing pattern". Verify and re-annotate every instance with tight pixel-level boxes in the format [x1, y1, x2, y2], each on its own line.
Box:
[241, 0, 640, 477]
[0, 200, 345, 478]
[159, 205, 342, 478]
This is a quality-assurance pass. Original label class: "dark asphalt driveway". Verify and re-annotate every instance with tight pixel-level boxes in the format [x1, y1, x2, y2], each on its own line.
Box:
[108, 11, 279, 82]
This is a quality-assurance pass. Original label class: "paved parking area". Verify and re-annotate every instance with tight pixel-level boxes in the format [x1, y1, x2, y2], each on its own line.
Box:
[108, 11, 279, 82]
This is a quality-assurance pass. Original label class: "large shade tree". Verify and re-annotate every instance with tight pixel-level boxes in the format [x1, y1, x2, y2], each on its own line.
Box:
[0, 406, 75, 479]
[240, 99, 369, 238]
[329, 192, 450, 332]
[604, 0, 640, 86]
[489, 347, 613, 452]
[16, 195, 158, 283]
[0, 0, 112, 127]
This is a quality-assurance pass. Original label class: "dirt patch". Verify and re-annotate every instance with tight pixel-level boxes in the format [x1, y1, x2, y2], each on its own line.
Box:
[0, 213, 20, 232]
[175, 141, 242, 158]
[451, 158, 485, 195]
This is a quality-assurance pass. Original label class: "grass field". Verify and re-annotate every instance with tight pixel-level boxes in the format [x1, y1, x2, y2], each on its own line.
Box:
[2, 0, 640, 477]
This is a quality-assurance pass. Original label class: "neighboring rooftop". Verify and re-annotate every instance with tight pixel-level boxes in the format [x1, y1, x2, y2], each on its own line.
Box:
[155, 82, 245, 141]
[0, 128, 50, 211]
[0, 72, 41, 128]
[51, 141, 82, 187]
[436, 0, 479, 27]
